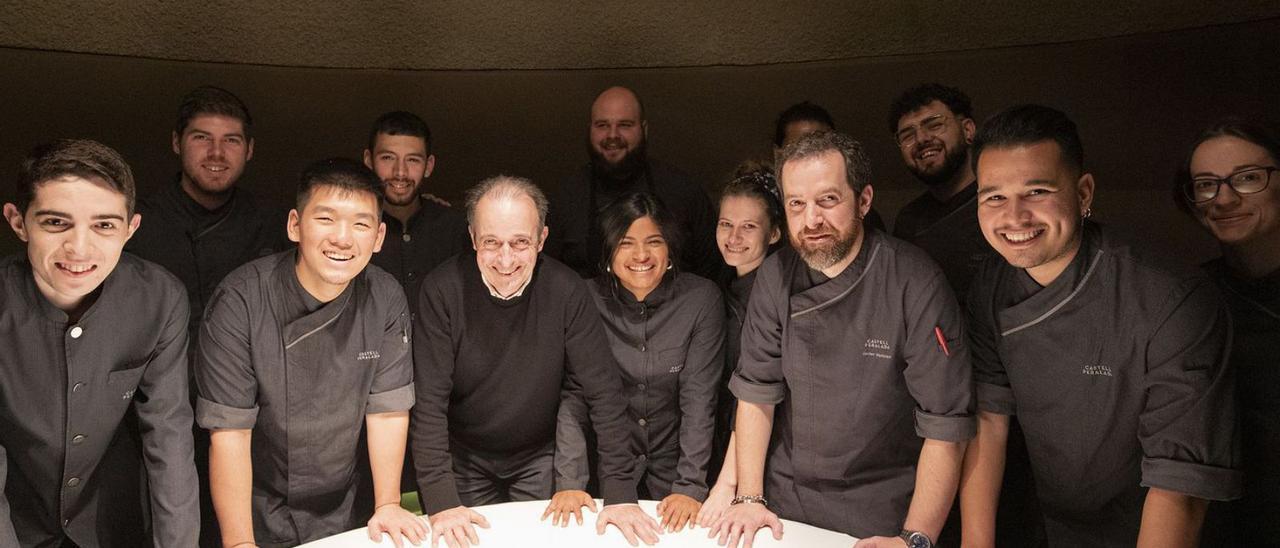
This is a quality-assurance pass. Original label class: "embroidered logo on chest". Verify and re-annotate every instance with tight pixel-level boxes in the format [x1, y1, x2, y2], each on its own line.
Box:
[861, 338, 892, 359]
[356, 350, 381, 361]
[1082, 364, 1113, 377]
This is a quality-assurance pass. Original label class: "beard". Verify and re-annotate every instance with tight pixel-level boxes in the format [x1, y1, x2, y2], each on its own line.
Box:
[791, 224, 858, 272]
[909, 141, 969, 188]
[381, 177, 422, 207]
[588, 137, 648, 183]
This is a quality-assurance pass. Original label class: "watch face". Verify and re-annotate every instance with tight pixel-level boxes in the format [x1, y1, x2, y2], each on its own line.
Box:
[905, 532, 932, 548]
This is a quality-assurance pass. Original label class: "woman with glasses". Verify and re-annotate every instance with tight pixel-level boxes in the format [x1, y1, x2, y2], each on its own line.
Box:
[548, 191, 725, 533]
[1176, 119, 1280, 546]
[695, 162, 785, 528]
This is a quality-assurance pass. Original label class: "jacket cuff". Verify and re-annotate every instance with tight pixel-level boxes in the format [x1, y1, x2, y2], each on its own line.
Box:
[914, 409, 976, 442]
[1141, 457, 1243, 502]
[419, 481, 463, 515]
[728, 375, 786, 405]
[975, 382, 1016, 416]
[195, 397, 258, 430]
[600, 477, 640, 507]
[671, 481, 709, 501]
[367, 383, 415, 414]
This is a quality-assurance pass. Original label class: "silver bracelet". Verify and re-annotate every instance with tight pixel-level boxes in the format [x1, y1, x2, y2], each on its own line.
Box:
[730, 494, 768, 507]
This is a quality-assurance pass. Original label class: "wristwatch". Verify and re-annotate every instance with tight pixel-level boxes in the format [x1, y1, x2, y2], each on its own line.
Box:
[899, 530, 933, 548]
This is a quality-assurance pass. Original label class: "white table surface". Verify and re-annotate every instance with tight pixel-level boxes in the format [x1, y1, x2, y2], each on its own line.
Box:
[300, 500, 857, 547]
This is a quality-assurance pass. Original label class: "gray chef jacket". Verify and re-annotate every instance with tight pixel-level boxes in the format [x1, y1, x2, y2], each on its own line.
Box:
[0, 253, 199, 547]
[556, 272, 724, 500]
[195, 250, 415, 546]
[967, 222, 1241, 546]
[729, 229, 975, 538]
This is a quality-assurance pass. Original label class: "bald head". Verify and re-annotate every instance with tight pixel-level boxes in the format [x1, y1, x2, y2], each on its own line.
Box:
[589, 86, 647, 169]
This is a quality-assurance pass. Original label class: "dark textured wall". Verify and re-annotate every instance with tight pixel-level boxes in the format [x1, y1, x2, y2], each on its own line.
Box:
[4, 1, 1278, 70]
[2, 18, 1277, 263]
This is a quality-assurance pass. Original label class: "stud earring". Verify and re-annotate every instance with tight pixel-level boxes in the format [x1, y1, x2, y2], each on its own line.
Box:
[666, 263, 673, 271]
[1083, 208, 1093, 219]
[606, 265, 612, 273]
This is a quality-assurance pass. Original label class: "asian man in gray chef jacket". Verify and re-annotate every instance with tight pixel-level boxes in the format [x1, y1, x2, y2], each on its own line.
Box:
[196, 158, 425, 547]
[1, 139, 199, 546]
[713, 131, 975, 548]
[959, 105, 1241, 547]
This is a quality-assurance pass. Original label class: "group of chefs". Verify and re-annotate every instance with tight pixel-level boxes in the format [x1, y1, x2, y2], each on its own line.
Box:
[1, 82, 1276, 548]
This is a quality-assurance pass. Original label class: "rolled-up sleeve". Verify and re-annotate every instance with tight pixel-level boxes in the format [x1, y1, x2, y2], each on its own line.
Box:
[902, 272, 975, 442]
[728, 258, 787, 405]
[369, 291, 414, 414]
[966, 265, 1017, 416]
[1139, 279, 1241, 501]
[196, 285, 260, 430]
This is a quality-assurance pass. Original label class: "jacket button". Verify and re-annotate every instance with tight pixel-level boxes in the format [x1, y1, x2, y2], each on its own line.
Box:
[69, 326, 83, 338]
[639, 344, 646, 352]
[638, 418, 647, 426]
[63, 519, 69, 527]
[637, 383, 646, 390]
[403, 233, 412, 242]
[72, 434, 86, 445]
[66, 477, 81, 487]
[72, 382, 85, 393]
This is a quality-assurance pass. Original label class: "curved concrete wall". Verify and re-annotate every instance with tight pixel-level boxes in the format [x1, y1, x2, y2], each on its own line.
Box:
[2, 18, 1277, 263]
[4, 1, 1279, 69]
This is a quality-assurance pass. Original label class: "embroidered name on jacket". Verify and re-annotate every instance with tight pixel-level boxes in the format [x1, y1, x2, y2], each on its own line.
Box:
[357, 350, 381, 361]
[1082, 364, 1113, 377]
[862, 338, 892, 359]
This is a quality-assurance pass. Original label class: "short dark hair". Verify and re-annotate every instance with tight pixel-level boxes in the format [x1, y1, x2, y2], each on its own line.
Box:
[887, 83, 973, 133]
[597, 191, 683, 277]
[17, 139, 136, 215]
[175, 85, 252, 137]
[774, 130, 872, 194]
[774, 101, 835, 147]
[721, 160, 784, 234]
[1172, 117, 1280, 214]
[971, 104, 1084, 177]
[368, 111, 432, 155]
[296, 158, 384, 215]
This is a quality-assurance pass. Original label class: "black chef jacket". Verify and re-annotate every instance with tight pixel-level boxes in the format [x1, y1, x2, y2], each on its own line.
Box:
[1202, 259, 1280, 545]
[891, 182, 993, 300]
[556, 272, 724, 500]
[370, 198, 471, 314]
[127, 177, 287, 337]
[0, 253, 199, 547]
[546, 159, 722, 280]
[730, 229, 975, 538]
[195, 250, 415, 546]
[967, 222, 1242, 546]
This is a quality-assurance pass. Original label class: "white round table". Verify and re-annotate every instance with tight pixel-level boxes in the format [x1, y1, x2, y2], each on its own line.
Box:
[300, 500, 857, 547]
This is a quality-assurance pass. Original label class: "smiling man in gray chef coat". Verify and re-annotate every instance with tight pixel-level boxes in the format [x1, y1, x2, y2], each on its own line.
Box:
[196, 158, 424, 547]
[1, 139, 199, 547]
[958, 105, 1240, 547]
[713, 131, 975, 548]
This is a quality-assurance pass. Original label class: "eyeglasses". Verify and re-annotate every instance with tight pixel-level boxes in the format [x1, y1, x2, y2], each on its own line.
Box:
[895, 114, 951, 148]
[1184, 166, 1276, 203]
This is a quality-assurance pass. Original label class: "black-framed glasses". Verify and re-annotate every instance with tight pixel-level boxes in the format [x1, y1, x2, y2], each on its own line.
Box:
[1184, 166, 1276, 203]
[895, 114, 951, 148]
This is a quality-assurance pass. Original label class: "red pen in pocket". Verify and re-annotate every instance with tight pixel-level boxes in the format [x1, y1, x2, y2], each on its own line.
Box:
[934, 326, 951, 357]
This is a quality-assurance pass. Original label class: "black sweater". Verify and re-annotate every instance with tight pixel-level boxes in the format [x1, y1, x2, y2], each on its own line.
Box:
[412, 252, 637, 513]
